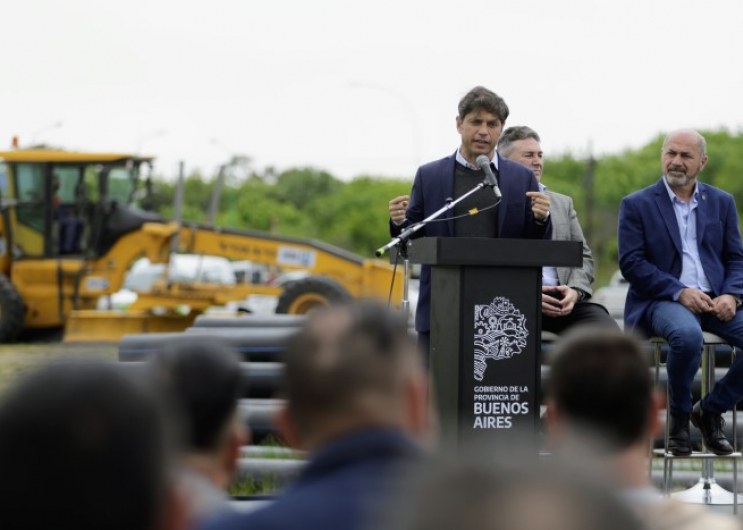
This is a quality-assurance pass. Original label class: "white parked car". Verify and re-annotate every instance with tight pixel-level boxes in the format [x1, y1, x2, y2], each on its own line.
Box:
[592, 270, 629, 320]
[97, 254, 236, 310]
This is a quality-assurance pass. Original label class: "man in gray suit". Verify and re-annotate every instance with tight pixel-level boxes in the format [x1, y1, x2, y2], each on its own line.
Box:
[498, 126, 617, 333]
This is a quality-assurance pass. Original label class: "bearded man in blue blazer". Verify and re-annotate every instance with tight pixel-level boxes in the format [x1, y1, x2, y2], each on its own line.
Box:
[619, 129, 743, 457]
[389, 86, 552, 358]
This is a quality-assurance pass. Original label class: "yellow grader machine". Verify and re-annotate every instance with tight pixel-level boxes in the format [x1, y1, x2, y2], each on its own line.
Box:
[0, 149, 402, 342]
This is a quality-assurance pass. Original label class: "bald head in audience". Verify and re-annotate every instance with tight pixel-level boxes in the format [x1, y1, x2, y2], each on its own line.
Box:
[277, 300, 433, 450]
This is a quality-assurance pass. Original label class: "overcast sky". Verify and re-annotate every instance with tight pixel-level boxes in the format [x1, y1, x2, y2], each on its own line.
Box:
[2, 0, 742, 181]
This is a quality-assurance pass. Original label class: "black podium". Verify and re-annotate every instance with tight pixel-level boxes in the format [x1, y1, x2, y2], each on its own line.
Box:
[407, 237, 582, 455]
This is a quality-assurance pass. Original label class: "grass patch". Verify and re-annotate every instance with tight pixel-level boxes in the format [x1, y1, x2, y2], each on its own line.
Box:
[252, 434, 304, 459]
[230, 473, 285, 496]
[230, 435, 304, 495]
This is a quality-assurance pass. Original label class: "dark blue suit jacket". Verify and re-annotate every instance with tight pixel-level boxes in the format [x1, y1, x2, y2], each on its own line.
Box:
[201, 429, 422, 530]
[391, 151, 550, 332]
[618, 178, 743, 336]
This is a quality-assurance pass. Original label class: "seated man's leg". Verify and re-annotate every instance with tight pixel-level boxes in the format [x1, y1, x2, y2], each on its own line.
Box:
[699, 311, 743, 415]
[650, 302, 704, 414]
[651, 301, 704, 456]
[684, 312, 743, 455]
[541, 314, 562, 334]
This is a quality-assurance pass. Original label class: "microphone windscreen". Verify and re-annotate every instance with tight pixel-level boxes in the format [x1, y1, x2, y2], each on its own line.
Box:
[475, 155, 491, 170]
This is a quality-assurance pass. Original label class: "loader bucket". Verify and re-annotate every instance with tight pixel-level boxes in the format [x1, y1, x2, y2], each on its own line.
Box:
[64, 309, 196, 343]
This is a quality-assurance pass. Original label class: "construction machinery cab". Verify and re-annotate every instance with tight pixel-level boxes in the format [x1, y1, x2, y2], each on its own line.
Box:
[0, 150, 157, 267]
[0, 149, 166, 341]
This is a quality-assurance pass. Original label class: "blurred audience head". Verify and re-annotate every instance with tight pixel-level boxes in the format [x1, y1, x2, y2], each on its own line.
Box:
[153, 337, 248, 525]
[546, 327, 658, 457]
[155, 337, 247, 463]
[0, 361, 184, 530]
[277, 300, 433, 451]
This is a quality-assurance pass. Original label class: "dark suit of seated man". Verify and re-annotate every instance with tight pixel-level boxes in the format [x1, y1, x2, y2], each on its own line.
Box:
[497, 126, 617, 334]
[619, 128, 743, 457]
[201, 301, 434, 530]
[388, 86, 551, 358]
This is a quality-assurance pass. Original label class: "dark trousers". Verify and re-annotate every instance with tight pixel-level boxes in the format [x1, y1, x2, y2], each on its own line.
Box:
[650, 301, 743, 415]
[542, 302, 618, 335]
[417, 331, 430, 369]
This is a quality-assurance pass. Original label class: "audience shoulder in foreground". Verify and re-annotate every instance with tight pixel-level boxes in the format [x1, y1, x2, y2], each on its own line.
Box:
[382, 458, 647, 530]
[0, 360, 187, 530]
[202, 300, 435, 530]
[545, 327, 742, 530]
[154, 337, 249, 527]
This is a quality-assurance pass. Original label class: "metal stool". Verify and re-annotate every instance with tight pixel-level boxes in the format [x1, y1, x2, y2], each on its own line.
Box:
[651, 332, 742, 511]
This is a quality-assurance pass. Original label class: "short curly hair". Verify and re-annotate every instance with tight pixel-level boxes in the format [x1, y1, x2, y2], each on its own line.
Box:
[458, 86, 509, 123]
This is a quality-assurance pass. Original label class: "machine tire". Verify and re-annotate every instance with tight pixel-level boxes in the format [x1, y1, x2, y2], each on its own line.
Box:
[276, 276, 351, 315]
[0, 274, 25, 343]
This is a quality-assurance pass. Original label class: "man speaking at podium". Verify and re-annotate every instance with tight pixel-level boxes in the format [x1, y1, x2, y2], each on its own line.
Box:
[388, 86, 551, 358]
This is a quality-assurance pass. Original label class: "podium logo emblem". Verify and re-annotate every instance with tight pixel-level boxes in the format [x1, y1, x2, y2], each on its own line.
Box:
[473, 297, 529, 381]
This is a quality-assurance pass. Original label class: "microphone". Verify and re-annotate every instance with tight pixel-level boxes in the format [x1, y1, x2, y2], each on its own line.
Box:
[476, 155, 502, 199]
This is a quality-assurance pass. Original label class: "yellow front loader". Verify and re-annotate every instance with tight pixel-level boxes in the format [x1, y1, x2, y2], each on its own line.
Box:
[0, 149, 402, 342]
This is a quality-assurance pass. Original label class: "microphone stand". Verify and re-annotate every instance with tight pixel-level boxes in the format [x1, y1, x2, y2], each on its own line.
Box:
[399, 239, 411, 318]
[375, 179, 497, 317]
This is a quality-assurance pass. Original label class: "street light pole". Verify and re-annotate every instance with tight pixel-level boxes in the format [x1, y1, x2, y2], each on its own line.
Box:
[209, 137, 240, 227]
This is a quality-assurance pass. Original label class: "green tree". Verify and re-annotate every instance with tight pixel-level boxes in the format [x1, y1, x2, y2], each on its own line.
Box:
[274, 168, 342, 210]
[305, 176, 410, 256]
[147, 128, 743, 287]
